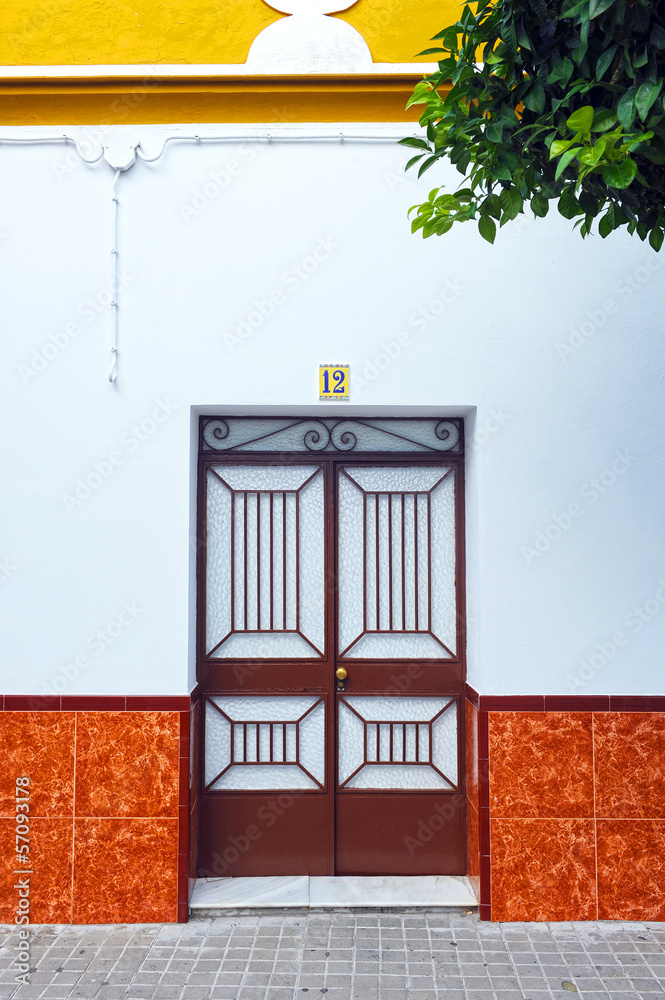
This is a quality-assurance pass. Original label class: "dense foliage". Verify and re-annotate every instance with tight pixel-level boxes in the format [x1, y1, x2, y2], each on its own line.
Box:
[402, 0, 665, 248]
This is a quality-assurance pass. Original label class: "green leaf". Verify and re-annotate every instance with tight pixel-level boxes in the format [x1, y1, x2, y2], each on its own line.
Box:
[398, 136, 430, 149]
[486, 121, 504, 142]
[591, 109, 617, 132]
[523, 81, 546, 114]
[603, 159, 638, 188]
[547, 57, 574, 85]
[558, 186, 581, 219]
[417, 155, 440, 177]
[478, 214, 496, 243]
[616, 88, 637, 129]
[589, 0, 614, 17]
[649, 227, 664, 252]
[555, 147, 581, 181]
[566, 106, 594, 134]
[550, 138, 575, 158]
[598, 205, 616, 238]
[500, 187, 523, 221]
[531, 192, 549, 217]
[635, 80, 664, 122]
[404, 154, 424, 171]
[595, 45, 618, 81]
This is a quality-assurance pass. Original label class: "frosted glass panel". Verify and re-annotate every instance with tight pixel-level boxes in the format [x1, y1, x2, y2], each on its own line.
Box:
[344, 467, 450, 492]
[205, 696, 325, 790]
[338, 467, 457, 658]
[213, 465, 318, 491]
[338, 696, 457, 790]
[202, 418, 462, 453]
[205, 465, 325, 658]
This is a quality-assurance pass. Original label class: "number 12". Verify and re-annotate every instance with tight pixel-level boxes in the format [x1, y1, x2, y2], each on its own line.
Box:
[323, 369, 346, 393]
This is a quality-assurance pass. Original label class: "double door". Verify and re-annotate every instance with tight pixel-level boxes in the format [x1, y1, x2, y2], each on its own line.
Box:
[197, 417, 465, 876]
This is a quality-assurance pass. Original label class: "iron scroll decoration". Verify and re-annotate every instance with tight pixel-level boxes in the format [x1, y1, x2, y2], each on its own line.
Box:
[201, 417, 463, 454]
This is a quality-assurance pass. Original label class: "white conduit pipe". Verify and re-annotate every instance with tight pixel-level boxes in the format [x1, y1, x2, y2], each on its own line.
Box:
[0, 133, 105, 163]
[109, 169, 120, 385]
[0, 131, 412, 383]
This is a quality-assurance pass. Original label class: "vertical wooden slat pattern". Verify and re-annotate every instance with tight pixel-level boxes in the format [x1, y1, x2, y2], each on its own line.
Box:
[256, 492, 261, 630]
[388, 493, 393, 631]
[230, 491, 235, 631]
[295, 490, 300, 633]
[414, 492, 419, 631]
[269, 492, 274, 631]
[243, 493, 248, 631]
[401, 494, 406, 630]
[282, 494, 287, 630]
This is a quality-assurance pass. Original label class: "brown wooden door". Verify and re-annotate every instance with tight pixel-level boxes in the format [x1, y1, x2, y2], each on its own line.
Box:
[197, 418, 465, 878]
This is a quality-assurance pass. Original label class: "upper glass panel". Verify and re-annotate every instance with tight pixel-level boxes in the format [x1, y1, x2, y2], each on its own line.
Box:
[338, 466, 457, 659]
[206, 464, 325, 659]
[201, 417, 462, 454]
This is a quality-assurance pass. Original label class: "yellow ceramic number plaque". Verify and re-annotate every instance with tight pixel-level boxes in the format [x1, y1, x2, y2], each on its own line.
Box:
[319, 364, 349, 400]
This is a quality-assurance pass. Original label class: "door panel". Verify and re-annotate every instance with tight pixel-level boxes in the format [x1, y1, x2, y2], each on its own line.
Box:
[199, 794, 331, 876]
[335, 794, 465, 875]
[197, 418, 465, 879]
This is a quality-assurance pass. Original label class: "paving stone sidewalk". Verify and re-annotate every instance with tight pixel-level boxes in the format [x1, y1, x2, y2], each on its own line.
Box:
[1, 911, 664, 1000]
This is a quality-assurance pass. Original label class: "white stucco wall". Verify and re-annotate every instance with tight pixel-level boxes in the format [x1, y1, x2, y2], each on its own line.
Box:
[1, 124, 663, 697]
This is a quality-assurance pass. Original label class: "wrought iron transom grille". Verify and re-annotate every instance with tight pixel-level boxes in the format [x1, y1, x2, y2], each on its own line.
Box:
[201, 417, 462, 453]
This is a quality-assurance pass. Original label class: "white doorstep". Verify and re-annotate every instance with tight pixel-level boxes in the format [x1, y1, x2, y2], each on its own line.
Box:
[190, 875, 477, 909]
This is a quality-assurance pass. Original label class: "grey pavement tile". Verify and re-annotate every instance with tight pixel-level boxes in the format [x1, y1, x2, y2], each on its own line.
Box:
[187, 972, 217, 985]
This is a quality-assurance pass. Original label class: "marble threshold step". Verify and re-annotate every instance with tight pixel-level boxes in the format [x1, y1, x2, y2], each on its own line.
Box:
[190, 875, 478, 911]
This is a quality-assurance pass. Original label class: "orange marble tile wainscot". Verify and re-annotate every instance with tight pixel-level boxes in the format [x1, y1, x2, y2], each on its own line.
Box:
[490, 818, 596, 921]
[73, 818, 179, 923]
[0, 818, 73, 924]
[0, 712, 75, 818]
[594, 712, 665, 819]
[489, 712, 594, 819]
[597, 819, 665, 921]
[75, 712, 180, 818]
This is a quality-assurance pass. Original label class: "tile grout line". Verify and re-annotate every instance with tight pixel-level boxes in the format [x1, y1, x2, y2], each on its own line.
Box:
[70, 712, 77, 926]
[209, 914, 235, 996]
[592, 711, 599, 921]
[523, 923, 557, 1000]
[479, 924, 504, 1000]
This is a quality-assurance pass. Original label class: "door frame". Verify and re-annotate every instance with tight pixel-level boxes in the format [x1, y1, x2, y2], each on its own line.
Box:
[195, 416, 467, 877]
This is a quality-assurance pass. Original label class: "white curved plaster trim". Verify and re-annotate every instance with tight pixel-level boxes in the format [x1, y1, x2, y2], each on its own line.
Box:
[246, 14, 372, 73]
[0, 62, 437, 80]
[246, 0, 371, 72]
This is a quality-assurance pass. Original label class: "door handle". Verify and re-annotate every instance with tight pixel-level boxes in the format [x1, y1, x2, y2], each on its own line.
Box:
[335, 666, 347, 691]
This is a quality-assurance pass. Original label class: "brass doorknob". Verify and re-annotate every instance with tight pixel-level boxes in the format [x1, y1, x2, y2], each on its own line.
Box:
[335, 667, 347, 681]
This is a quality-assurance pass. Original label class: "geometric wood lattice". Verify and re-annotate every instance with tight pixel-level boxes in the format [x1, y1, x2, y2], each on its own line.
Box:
[337, 466, 457, 659]
[205, 695, 325, 791]
[338, 695, 458, 790]
[206, 465, 325, 659]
